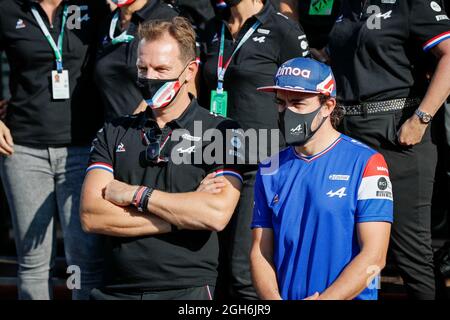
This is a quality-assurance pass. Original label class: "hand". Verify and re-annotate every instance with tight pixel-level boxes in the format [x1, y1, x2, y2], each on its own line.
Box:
[0, 120, 14, 156]
[0, 100, 8, 120]
[303, 292, 320, 300]
[104, 179, 138, 207]
[196, 172, 227, 194]
[397, 114, 428, 146]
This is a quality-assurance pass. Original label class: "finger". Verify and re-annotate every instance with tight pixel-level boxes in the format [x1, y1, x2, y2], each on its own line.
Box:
[203, 187, 222, 194]
[0, 136, 13, 154]
[304, 292, 320, 300]
[211, 182, 226, 188]
[3, 129, 14, 147]
[0, 145, 12, 156]
[201, 172, 217, 183]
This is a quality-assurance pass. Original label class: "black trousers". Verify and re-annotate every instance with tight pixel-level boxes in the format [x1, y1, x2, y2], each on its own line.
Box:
[89, 285, 215, 300]
[216, 170, 259, 300]
[342, 107, 438, 300]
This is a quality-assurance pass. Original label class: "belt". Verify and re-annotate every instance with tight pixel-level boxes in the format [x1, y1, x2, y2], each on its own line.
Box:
[341, 98, 421, 116]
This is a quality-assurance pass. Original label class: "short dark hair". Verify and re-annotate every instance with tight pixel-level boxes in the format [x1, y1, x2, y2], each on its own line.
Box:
[138, 17, 196, 64]
[319, 94, 343, 129]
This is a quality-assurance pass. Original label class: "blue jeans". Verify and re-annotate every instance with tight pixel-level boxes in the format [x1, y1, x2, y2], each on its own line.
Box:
[0, 144, 104, 300]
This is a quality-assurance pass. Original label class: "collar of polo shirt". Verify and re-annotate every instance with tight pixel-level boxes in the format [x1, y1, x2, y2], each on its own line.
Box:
[142, 94, 199, 130]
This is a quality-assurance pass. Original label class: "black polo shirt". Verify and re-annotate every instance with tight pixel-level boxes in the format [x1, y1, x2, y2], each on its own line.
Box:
[94, 0, 177, 122]
[296, 0, 342, 49]
[88, 98, 245, 292]
[200, 0, 310, 162]
[328, 0, 450, 104]
[0, 0, 108, 146]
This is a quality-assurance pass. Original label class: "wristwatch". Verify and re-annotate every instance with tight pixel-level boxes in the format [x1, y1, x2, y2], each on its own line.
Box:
[415, 109, 433, 124]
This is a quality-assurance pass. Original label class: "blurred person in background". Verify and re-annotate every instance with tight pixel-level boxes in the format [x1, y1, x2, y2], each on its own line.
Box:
[200, 0, 310, 299]
[327, 0, 450, 299]
[0, 0, 108, 299]
[280, 0, 341, 52]
[95, 0, 178, 122]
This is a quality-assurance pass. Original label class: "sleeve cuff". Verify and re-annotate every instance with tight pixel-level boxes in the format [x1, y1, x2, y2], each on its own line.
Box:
[251, 223, 273, 229]
[86, 162, 114, 174]
[214, 169, 243, 184]
[423, 31, 450, 51]
[356, 215, 393, 224]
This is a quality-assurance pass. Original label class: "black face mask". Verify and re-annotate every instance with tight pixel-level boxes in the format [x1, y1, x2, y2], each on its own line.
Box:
[224, 0, 242, 7]
[278, 105, 327, 147]
[136, 69, 185, 110]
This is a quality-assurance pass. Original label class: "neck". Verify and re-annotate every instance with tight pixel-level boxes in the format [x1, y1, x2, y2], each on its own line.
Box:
[294, 123, 340, 157]
[152, 90, 191, 129]
[40, 0, 63, 7]
[120, 0, 147, 19]
[229, 0, 264, 25]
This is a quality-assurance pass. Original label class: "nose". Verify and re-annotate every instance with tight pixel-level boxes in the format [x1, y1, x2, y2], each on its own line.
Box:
[145, 68, 160, 79]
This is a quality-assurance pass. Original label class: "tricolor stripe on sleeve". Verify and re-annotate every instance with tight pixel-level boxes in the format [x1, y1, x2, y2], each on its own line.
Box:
[86, 162, 114, 174]
[357, 153, 393, 201]
[216, 0, 227, 8]
[214, 169, 243, 184]
[423, 31, 450, 52]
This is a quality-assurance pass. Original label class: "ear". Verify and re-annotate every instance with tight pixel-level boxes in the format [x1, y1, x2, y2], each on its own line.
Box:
[184, 60, 199, 83]
[321, 97, 336, 117]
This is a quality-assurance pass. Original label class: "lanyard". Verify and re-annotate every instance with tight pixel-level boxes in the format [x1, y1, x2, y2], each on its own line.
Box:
[110, 11, 135, 45]
[216, 20, 261, 92]
[31, 4, 69, 73]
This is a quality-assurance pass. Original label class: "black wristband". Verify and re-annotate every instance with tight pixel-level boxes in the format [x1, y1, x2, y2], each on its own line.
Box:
[171, 224, 178, 232]
[141, 187, 154, 213]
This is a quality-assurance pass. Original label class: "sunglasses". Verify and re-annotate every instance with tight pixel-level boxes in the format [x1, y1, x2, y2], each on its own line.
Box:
[142, 128, 169, 164]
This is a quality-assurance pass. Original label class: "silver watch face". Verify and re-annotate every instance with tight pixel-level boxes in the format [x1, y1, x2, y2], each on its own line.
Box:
[422, 114, 432, 123]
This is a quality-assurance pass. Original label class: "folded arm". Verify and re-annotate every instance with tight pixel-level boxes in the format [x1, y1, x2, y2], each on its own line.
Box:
[80, 169, 171, 237]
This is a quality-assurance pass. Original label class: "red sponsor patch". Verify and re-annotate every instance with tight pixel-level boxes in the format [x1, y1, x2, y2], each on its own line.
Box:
[362, 153, 389, 178]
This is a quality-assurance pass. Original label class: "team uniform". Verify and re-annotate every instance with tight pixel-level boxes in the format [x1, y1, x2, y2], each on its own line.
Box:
[252, 135, 393, 300]
[87, 98, 246, 300]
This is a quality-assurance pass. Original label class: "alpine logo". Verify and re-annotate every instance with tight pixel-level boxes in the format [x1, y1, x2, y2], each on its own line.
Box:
[253, 36, 266, 43]
[78, 14, 90, 23]
[375, 10, 392, 20]
[272, 194, 279, 204]
[116, 143, 126, 153]
[16, 19, 26, 29]
[327, 187, 347, 198]
[290, 124, 303, 134]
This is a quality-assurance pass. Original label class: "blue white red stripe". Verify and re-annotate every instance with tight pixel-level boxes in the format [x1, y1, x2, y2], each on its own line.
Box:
[423, 31, 450, 51]
[214, 169, 243, 183]
[86, 162, 114, 174]
[216, 0, 227, 8]
[294, 137, 342, 163]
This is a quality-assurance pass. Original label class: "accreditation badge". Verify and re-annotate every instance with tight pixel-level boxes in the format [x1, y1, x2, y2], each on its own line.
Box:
[309, 0, 334, 16]
[210, 90, 228, 117]
[51, 70, 70, 100]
